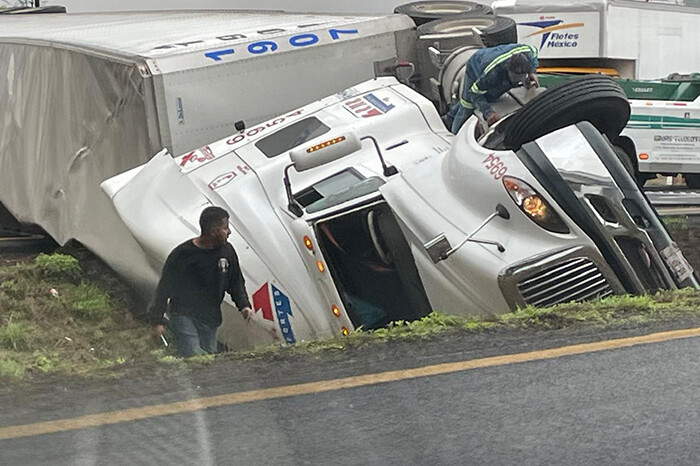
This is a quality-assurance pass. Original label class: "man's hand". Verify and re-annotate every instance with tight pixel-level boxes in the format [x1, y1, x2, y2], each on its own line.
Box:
[154, 324, 165, 337]
[524, 72, 539, 89]
[486, 113, 500, 127]
[240, 306, 254, 321]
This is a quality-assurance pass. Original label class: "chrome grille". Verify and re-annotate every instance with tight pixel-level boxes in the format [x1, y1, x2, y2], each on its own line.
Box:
[517, 257, 614, 308]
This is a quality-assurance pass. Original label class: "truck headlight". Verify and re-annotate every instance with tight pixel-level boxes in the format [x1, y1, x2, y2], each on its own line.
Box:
[503, 176, 570, 234]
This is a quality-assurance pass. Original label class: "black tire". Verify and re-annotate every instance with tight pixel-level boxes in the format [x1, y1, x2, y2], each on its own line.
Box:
[501, 76, 630, 151]
[1, 5, 67, 14]
[613, 135, 652, 187]
[684, 174, 700, 189]
[417, 14, 517, 47]
[395, 1, 492, 26]
[612, 145, 635, 178]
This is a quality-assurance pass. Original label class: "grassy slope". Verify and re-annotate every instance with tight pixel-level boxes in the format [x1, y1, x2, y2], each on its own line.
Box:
[0, 253, 162, 380]
[2, 250, 700, 382]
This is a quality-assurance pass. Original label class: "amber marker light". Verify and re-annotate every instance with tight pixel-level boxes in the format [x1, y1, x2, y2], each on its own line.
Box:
[522, 195, 547, 220]
[306, 136, 346, 153]
[639, 153, 649, 160]
[342, 327, 349, 336]
[331, 305, 341, 317]
[316, 260, 325, 273]
[502, 175, 569, 234]
[303, 236, 314, 251]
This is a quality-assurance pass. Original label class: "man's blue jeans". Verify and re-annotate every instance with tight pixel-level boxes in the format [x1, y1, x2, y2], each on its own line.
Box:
[170, 314, 218, 357]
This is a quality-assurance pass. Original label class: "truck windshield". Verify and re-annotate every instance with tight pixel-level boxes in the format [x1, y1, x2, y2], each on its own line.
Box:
[294, 168, 385, 213]
[256, 117, 330, 158]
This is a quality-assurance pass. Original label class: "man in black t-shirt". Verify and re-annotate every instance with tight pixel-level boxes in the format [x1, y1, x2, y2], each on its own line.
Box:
[150, 206, 253, 357]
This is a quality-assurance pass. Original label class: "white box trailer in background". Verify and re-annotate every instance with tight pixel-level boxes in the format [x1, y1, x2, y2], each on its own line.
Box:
[492, 0, 700, 79]
[0, 10, 419, 294]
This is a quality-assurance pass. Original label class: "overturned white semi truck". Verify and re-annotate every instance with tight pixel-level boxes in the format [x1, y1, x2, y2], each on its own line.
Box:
[1, 5, 696, 350]
[103, 74, 698, 349]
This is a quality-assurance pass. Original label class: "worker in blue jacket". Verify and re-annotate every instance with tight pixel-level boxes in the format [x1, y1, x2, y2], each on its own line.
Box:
[445, 43, 539, 134]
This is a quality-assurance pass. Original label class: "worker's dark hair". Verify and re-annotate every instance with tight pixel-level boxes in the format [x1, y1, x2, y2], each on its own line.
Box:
[199, 206, 229, 234]
[507, 53, 532, 74]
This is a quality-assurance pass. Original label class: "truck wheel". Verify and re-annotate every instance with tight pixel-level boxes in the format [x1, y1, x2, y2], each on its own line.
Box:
[417, 14, 517, 46]
[612, 145, 635, 178]
[501, 76, 630, 151]
[613, 135, 651, 187]
[684, 174, 700, 189]
[395, 1, 492, 26]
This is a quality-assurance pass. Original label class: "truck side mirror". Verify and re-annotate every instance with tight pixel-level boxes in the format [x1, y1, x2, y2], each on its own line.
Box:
[496, 203, 510, 219]
[424, 233, 452, 264]
[424, 204, 509, 262]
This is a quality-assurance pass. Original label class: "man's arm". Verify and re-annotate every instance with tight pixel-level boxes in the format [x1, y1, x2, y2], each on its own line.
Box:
[528, 47, 539, 71]
[226, 249, 253, 320]
[149, 251, 178, 326]
[468, 73, 497, 121]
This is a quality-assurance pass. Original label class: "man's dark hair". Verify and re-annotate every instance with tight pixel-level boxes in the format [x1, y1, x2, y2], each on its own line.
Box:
[199, 206, 229, 234]
[508, 53, 531, 74]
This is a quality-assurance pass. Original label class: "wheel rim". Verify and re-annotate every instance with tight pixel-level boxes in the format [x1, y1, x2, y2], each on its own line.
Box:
[413, 2, 478, 15]
[430, 18, 495, 34]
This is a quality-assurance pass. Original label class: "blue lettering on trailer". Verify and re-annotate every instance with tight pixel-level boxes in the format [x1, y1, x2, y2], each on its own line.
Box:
[204, 48, 234, 61]
[289, 33, 319, 47]
[248, 40, 278, 54]
[204, 27, 358, 61]
[328, 28, 359, 40]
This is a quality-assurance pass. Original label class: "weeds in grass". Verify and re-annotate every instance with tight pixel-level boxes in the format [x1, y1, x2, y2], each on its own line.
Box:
[68, 283, 111, 320]
[0, 316, 32, 350]
[662, 215, 689, 231]
[0, 252, 161, 383]
[219, 290, 700, 361]
[4, 250, 700, 382]
[32, 352, 60, 373]
[1, 280, 25, 300]
[0, 357, 24, 379]
[35, 253, 82, 282]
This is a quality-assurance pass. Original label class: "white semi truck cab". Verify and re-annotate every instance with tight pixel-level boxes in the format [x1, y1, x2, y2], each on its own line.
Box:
[103, 75, 698, 349]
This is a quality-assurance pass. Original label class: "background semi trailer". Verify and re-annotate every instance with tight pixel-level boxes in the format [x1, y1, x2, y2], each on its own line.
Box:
[538, 72, 700, 186]
[492, 0, 700, 80]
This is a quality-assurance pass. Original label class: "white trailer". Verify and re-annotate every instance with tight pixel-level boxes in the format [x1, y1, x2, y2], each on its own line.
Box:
[0, 7, 518, 296]
[492, 0, 700, 79]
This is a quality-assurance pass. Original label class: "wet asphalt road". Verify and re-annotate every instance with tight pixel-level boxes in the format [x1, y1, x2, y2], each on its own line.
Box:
[3, 326, 700, 466]
[3, 200, 700, 465]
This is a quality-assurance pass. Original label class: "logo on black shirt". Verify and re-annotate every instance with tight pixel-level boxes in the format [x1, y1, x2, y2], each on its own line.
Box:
[218, 258, 229, 274]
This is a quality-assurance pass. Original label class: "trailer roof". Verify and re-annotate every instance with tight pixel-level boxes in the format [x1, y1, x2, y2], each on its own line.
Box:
[0, 10, 397, 60]
[492, 0, 700, 14]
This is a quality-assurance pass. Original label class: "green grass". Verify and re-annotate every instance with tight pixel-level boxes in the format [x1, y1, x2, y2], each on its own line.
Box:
[662, 215, 689, 231]
[68, 283, 112, 320]
[35, 253, 82, 282]
[0, 357, 24, 379]
[4, 251, 700, 382]
[0, 317, 32, 350]
[0, 253, 162, 382]
[223, 289, 700, 361]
